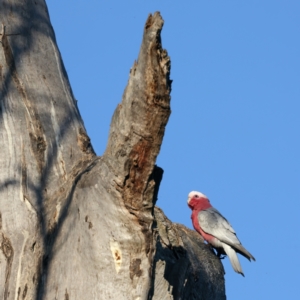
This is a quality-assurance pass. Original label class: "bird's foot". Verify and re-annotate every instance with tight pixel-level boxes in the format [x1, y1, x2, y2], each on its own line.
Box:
[218, 255, 226, 260]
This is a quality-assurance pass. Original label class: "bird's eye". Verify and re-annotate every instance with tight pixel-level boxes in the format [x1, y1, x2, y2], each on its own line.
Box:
[194, 195, 199, 198]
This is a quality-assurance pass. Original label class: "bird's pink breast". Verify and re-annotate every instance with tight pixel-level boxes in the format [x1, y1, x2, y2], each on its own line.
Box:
[191, 209, 215, 244]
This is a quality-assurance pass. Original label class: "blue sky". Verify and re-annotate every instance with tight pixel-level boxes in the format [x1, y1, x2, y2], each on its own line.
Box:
[47, 1, 300, 299]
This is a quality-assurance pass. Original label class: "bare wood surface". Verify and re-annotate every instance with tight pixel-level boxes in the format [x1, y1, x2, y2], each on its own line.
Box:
[0, 1, 225, 299]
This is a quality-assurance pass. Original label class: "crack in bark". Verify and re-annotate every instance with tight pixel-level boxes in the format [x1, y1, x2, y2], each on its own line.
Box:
[22, 284, 28, 299]
[21, 142, 28, 196]
[1, 233, 14, 300]
[64, 289, 69, 300]
[77, 127, 94, 155]
[130, 258, 143, 280]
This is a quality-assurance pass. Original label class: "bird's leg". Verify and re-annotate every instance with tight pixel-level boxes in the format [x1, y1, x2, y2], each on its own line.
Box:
[206, 243, 226, 259]
[216, 248, 227, 260]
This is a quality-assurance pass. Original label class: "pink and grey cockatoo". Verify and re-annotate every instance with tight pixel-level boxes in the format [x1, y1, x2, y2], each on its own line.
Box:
[187, 191, 255, 276]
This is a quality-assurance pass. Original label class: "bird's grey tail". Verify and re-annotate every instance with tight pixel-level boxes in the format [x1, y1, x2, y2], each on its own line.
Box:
[222, 243, 244, 276]
[234, 244, 256, 262]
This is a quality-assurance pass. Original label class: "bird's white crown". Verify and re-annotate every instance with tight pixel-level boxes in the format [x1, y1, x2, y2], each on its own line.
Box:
[188, 191, 209, 203]
[189, 191, 208, 199]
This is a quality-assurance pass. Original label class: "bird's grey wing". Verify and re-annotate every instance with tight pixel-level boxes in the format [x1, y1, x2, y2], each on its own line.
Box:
[198, 208, 241, 246]
[198, 208, 256, 261]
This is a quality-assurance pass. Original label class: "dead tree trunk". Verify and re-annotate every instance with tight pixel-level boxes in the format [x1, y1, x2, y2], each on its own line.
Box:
[0, 1, 225, 299]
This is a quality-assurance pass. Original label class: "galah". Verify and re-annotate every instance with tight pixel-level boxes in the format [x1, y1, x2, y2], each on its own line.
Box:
[187, 191, 255, 276]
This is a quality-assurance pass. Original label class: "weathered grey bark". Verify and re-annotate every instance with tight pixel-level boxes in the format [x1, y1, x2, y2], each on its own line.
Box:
[0, 1, 225, 299]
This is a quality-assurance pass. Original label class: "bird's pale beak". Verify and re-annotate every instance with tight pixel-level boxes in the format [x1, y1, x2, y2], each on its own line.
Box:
[187, 196, 192, 205]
